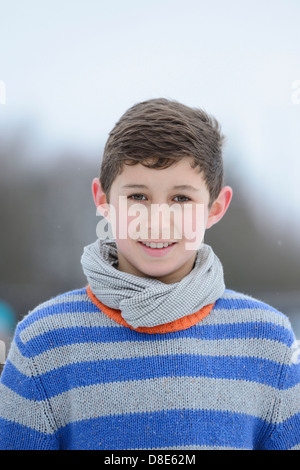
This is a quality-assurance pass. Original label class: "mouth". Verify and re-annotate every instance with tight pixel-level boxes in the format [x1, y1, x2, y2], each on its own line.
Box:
[139, 241, 175, 248]
[138, 240, 177, 257]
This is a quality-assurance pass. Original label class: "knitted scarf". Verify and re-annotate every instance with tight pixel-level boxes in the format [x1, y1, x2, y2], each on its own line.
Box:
[81, 239, 225, 328]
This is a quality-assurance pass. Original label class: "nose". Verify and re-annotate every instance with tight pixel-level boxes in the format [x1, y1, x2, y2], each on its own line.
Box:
[147, 203, 182, 241]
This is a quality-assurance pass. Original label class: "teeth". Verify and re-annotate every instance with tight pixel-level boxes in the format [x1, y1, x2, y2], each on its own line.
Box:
[141, 241, 173, 248]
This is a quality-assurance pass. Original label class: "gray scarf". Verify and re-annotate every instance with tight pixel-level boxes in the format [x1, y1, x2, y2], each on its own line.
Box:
[81, 239, 225, 328]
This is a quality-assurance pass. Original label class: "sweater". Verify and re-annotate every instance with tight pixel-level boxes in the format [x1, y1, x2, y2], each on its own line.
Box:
[0, 286, 299, 450]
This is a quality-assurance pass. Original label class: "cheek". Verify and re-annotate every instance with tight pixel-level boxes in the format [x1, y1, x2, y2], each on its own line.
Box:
[181, 204, 205, 236]
[108, 197, 133, 240]
[121, 202, 151, 240]
[114, 238, 131, 253]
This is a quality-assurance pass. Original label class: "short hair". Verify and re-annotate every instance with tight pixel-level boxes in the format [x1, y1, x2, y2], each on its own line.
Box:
[100, 98, 225, 206]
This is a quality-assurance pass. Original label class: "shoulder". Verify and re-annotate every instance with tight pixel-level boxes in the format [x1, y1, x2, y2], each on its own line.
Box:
[207, 290, 299, 381]
[16, 287, 88, 335]
[211, 289, 295, 345]
[216, 289, 292, 326]
[5, 287, 120, 383]
[13, 287, 112, 352]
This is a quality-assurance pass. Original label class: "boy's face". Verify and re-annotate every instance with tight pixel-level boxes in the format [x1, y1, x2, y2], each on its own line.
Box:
[93, 158, 232, 284]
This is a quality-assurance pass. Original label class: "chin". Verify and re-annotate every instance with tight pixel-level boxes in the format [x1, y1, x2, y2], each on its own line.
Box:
[137, 263, 173, 278]
[136, 260, 183, 282]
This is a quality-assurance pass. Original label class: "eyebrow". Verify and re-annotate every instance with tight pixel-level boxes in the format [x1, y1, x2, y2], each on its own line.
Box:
[121, 184, 148, 189]
[121, 184, 199, 191]
[172, 185, 199, 191]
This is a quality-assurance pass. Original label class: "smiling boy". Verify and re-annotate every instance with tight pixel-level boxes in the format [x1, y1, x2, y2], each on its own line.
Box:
[92, 158, 231, 284]
[0, 98, 299, 450]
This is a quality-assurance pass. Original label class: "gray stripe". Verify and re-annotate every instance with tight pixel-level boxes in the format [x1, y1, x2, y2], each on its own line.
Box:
[200, 307, 292, 330]
[223, 290, 256, 299]
[30, 292, 89, 313]
[280, 383, 300, 422]
[2, 376, 298, 435]
[19, 310, 117, 344]
[9, 337, 292, 377]
[0, 383, 55, 434]
[49, 376, 279, 429]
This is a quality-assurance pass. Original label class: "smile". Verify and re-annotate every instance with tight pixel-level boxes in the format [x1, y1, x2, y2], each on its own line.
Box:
[138, 240, 176, 258]
[139, 241, 175, 248]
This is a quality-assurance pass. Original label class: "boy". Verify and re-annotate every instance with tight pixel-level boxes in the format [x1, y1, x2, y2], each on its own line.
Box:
[0, 98, 299, 450]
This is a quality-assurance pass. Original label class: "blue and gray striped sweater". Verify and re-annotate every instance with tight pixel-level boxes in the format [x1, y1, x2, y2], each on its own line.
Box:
[0, 287, 299, 450]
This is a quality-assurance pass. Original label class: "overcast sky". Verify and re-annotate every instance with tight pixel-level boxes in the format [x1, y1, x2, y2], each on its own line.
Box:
[0, 0, 300, 232]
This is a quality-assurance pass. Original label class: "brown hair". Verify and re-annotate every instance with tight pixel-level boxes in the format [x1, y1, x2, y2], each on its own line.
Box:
[100, 98, 225, 206]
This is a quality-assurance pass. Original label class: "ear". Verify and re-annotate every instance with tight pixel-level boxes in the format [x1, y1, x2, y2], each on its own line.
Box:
[206, 186, 233, 229]
[92, 178, 111, 221]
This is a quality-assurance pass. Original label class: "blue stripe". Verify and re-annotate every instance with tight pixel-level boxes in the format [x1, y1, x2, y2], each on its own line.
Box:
[57, 409, 268, 450]
[3, 354, 286, 400]
[284, 362, 300, 389]
[0, 360, 41, 400]
[17, 320, 293, 358]
[0, 418, 58, 450]
[262, 413, 300, 450]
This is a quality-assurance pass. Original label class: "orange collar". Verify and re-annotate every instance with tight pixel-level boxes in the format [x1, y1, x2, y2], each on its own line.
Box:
[86, 285, 214, 334]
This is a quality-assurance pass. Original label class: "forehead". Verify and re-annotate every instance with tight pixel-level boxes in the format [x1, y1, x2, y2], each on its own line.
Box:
[113, 159, 206, 188]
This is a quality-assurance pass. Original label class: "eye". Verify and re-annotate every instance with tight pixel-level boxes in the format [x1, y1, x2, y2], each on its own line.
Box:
[173, 195, 191, 203]
[128, 193, 147, 201]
